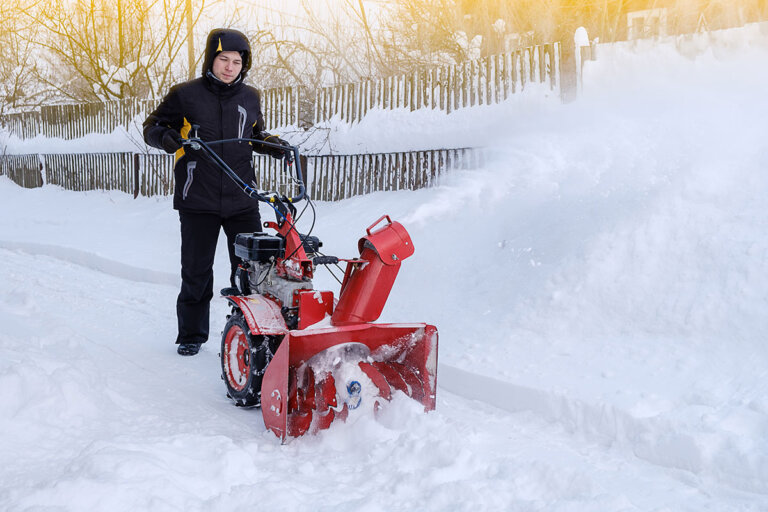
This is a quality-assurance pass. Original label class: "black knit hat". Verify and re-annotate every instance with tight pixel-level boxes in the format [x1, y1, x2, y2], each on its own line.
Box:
[202, 28, 252, 80]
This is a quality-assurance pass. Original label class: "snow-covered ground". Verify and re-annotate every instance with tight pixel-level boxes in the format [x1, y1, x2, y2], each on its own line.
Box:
[2, 23, 768, 511]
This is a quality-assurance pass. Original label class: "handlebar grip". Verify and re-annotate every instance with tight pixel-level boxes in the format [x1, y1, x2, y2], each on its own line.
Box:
[313, 255, 339, 265]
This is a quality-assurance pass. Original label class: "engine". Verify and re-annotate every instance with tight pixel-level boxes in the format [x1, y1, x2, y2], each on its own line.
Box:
[233, 232, 322, 309]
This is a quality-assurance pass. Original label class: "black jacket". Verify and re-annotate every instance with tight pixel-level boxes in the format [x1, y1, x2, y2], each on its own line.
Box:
[143, 29, 277, 216]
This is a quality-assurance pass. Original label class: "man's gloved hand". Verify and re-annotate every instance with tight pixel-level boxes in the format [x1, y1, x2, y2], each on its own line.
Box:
[254, 131, 294, 162]
[161, 129, 183, 154]
[279, 139, 295, 163]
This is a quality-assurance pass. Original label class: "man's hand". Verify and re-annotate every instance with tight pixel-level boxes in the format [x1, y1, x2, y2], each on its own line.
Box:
[161, 130, 183, 154]
[254, 131, 294, 162]
[278, 139, 295, 163]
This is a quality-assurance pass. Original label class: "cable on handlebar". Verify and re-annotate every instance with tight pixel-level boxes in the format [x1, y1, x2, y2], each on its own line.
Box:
[181, 136, 316, 262]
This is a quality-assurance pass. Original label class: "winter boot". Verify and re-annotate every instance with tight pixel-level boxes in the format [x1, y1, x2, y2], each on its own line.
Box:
[177, 343, 202, 356]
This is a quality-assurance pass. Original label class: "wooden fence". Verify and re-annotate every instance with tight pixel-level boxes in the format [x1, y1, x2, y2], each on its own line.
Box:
[0, 148, 482, 201]
[44, 153, 136, 192]
[300, 149, 482, 201]
[137, 154, 175, 197]
[0, 154, 43, 188]
[314, 43, 560, 123]
[0, 43, 559, 140]
[0, 87, 302, 141]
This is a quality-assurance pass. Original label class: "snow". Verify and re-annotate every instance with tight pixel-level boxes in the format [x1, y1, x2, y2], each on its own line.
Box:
[2, 22, 768, 511]
[574, 27, 590, 47]
[0, 124, 149, 155]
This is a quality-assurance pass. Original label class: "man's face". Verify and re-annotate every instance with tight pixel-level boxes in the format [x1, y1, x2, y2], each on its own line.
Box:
[212, 51, 243, 84]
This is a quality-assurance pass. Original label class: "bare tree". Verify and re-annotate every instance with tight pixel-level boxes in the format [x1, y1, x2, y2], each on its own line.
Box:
[17, 0, 221, 103]
[0, 1, 58, 114]
[21, 0, 148, 101]
[142, 0, 212, 98]
[379, 0, 570, 67]
[242, 0, 399, 88]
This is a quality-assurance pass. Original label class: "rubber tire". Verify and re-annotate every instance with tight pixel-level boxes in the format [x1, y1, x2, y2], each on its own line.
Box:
[220, 311, 279, 407]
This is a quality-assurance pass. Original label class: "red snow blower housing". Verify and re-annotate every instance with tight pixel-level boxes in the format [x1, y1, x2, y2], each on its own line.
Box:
[182, 134, 438, 443]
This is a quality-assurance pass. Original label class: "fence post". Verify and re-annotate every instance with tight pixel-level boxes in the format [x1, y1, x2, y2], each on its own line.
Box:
[133, 153, 140, 198]
[299, 155, 308, 189]
[558, 19, 578, 103]
[559, 40, 577, 103]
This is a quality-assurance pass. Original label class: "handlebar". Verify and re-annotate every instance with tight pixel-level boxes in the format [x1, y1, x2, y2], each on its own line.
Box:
[181, 136, 306, 204]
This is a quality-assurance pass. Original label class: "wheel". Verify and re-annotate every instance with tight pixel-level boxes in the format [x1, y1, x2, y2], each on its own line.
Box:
[220, 311, 280, 407]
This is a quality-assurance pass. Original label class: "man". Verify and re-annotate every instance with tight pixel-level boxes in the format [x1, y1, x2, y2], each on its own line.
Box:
[143, 28, 290, 356]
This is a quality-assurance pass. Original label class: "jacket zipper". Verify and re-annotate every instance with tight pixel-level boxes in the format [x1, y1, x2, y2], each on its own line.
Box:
[219, 94, 224, 211]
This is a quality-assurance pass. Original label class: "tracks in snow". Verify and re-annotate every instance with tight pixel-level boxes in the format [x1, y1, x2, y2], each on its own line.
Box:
[3, 241, 768, 498]
[0, 240, 178, 287]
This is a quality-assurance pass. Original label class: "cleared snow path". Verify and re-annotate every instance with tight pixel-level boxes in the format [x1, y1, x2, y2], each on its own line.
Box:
[0, 244, 765, 510]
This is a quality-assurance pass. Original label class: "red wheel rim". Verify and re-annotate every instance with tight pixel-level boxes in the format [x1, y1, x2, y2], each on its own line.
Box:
[224, 325, 250, 392]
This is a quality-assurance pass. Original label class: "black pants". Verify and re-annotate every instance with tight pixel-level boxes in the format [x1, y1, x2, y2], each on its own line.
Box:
[176, 209, 261, 345]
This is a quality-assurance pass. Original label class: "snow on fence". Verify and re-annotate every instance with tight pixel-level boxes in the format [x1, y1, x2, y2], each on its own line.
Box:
[0, 88, 302, 141]
[0, 148, 481, 201]
[314, 43, 559, 124]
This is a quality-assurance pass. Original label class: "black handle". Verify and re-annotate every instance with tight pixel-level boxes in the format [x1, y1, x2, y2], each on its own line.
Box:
[313, 255, 339, 265]
[182, 137, 306, 204]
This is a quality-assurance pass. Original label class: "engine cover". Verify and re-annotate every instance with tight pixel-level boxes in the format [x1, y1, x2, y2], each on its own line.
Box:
[234, 233, 285, 263]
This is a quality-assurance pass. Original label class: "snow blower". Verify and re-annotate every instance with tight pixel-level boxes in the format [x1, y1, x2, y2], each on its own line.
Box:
[182, 135, 438, 443]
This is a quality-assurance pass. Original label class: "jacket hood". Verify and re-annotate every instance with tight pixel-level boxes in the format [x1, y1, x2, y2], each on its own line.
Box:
[201, 28, 252, 81]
